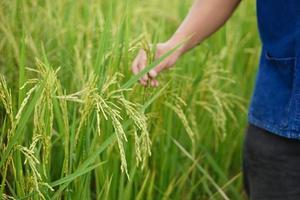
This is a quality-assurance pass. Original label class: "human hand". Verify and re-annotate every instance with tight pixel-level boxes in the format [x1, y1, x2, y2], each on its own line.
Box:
[131, 42, 182, 87]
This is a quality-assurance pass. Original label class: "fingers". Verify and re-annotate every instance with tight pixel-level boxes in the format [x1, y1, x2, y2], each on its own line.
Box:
[132, 61, 147, 86]
[150, 79, 159, 87]
[148, 61, 167, 79]
[148, 69, 157, 79]
[131, 48, 167, 88]
[138, 63, 148, 86]
[138, 53, 150, 86]
[132, 50, 149, 86]
[131, 57, 139, 75]
[139, 54, 150, 83]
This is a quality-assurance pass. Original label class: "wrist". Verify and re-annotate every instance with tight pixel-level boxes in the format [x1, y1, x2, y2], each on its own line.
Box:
[164, 38, 185, 58]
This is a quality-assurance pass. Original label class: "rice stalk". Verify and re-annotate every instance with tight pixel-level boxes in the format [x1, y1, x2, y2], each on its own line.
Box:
[0, 75, 14, 139]
[16, 140, 54, 200]
[195, 62, 245, 139]
[164, 96, 195, 145]
[56, 81, 70, 175]
[57, 72, 152, 179]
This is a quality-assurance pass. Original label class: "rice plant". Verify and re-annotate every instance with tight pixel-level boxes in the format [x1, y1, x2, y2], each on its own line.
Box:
[0, 0, 259, 199]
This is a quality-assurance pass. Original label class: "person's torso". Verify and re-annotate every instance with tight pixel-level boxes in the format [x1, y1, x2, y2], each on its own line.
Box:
[248, 0, 300, 138]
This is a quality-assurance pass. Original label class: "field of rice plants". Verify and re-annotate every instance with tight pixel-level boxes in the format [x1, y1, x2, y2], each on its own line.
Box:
[0, 0, 260, 199]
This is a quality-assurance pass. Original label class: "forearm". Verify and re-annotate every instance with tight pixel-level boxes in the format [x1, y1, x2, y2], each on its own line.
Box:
[167, 0, 241, 54]
[132, 0, 241, 86]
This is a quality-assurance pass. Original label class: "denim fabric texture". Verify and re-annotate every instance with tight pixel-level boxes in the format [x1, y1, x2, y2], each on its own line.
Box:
[248, 0, 300, 139]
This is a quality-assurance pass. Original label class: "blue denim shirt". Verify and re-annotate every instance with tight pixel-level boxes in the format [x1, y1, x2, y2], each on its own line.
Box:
[248, 0, 300, 139]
